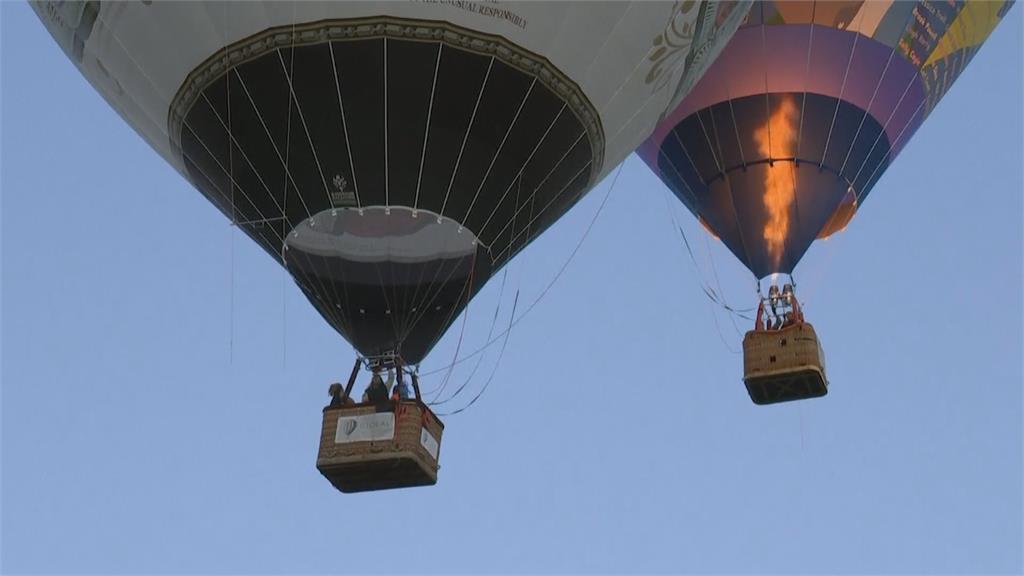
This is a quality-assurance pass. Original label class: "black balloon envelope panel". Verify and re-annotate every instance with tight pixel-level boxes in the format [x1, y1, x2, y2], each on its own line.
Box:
[639, 0, 1014, 278]
[170, 21, 600, 362]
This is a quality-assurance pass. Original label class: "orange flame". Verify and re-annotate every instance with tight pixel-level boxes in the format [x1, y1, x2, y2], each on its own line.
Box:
[753, 96, 799, 268]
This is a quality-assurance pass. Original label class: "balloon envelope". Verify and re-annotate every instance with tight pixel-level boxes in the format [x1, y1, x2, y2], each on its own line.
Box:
[639, 0, 1013, 279]
[33, 1, 748, 362]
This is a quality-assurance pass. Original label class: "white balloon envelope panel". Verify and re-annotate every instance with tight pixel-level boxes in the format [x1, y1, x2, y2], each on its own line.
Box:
[33, 0, 749, 363]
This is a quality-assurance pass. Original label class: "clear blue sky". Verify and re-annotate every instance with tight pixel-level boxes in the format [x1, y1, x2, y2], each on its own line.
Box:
[2, 3, 1021, 573]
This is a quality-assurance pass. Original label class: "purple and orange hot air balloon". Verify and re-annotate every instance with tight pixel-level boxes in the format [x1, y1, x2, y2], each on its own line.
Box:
[638, 0, 1014, 404]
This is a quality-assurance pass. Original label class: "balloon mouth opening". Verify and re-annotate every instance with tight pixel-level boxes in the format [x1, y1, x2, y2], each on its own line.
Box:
[283, 206, 479, 264]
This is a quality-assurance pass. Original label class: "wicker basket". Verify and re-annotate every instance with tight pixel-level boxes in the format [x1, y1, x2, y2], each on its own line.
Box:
[316, 400, 444, 493]
[742, 323, 828, 405]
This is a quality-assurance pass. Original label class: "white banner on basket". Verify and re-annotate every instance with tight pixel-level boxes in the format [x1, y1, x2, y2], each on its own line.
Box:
[334, 412, 395, 444]
[420, 428, 440, 460]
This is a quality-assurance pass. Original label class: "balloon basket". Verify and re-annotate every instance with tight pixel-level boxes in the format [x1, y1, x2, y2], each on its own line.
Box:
[742, 323, 828, 405]
[316, 400, 443, 493]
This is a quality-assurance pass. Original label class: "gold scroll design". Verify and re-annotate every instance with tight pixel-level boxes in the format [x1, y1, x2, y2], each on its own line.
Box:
[645, 0, 702, 90]
[661, 1, 753, 117]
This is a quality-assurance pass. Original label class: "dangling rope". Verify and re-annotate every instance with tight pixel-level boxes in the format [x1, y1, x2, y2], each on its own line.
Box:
[702, 231, 744, 338]
[222, 3, 236, 365]
[657, 190, 754, 354]
[429, 175, 531, 407]
[418, 160, 625, 380]
[421, 178, 521, 401]
[425, 255, 478, 403]
[429, 267, 509, 406]
[436, 290, 519, 416]
[662, 191, 755, 322]
[280, 11, 298, 368]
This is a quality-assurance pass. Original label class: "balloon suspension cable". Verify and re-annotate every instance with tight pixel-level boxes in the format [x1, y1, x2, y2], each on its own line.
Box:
[663, 191, 755, 321]
[426, 255, 478, 403]
[428, 267, 509, 407]
[418, 160, 625, 382]
[658, 193, 744, 354]
[435, 289, 519, 417]
[702, 227, 746, 339]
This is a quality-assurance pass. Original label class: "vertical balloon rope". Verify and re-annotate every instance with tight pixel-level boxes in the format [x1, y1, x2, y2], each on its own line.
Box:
[660, 189, 743, 354]
[703, 229, 745, 336]
[413, 43, 443, 212]
[440, 56, 495, 219]
[429, 254, 478, 403]
[487, 141, 591, 262]
[694, 110, 755, 284]
[436, 289, 519, 417]
[93, 2, 295, 293]
[403, 40, 469, 331]
[274, 43, 346, 334]
[657, 137, 702, 211]
[427, 171, 523, 403]
[383, 36, 389, 210]
[727, 95, 747, 168]
[398, 235, 476, 344]
[429, 267, 509, 406]
[794, 4, 918, 303]
[419, 160, 625, 379]
[223, 2, 235, 365]
[838, 42, 897, 176]
[850, 2, 944, 206]
[378, 37, 403, 345]
[460, 78, 536, 229]
[328, 42, 360, 209]
[780, 4, 935, 312]
[795, 3, 816, 161]
[371, 259, 402, 353]
[281, 11, 297, 368]
[835, 3, 922, 191]
[816, 8, 938, 308]
[819, 8, 867, 168]
[435, 160, 626, 412]
[421, 175, 520, 400]
[279, 48, 333, 210]
[474, 104, 567, 236]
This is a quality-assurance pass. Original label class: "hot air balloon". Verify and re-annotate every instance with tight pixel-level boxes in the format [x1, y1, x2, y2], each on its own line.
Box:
[32, 0, 749, 491]
[638, 0, 1013, 405]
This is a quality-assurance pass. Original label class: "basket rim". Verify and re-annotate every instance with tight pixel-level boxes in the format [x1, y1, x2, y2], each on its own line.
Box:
[322, 399, 444, 430]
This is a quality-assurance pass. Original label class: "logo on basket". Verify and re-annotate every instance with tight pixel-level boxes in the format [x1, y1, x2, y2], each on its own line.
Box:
[342, 420, 358, 436]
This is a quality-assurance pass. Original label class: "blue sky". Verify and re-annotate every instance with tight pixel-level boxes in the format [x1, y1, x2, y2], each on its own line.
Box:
[2, 3, 1021, 573]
